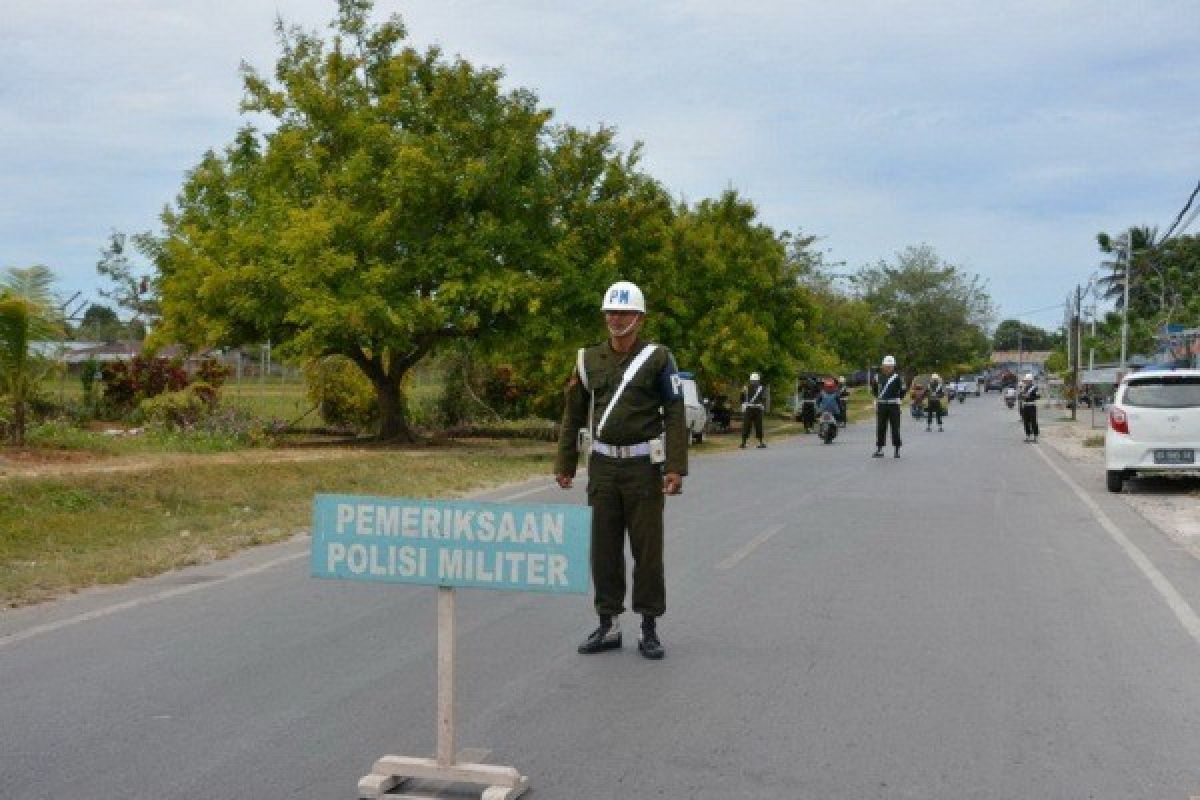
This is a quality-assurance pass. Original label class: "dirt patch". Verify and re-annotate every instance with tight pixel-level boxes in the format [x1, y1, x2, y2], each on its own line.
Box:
[0, 447, 396, 480]
[1040, 415, 1200, 550]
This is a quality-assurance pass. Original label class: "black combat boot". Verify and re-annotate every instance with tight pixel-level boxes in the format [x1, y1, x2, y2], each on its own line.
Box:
[756, 442, 767, 449]
[577, 616, 622, 654]
[638, 616, 664, 660]
[893, 446, 901, 458]
[873, 447, 884, 458]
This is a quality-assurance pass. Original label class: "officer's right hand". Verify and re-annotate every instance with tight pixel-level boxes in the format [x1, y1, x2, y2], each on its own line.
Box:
[555, 474, 573, 489]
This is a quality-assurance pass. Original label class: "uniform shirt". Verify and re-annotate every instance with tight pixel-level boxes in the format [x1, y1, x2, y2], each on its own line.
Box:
[741, 381, 766, 408]
[871, 372, 907, 402]
[1020, 384, 1040, 406]
[554, 339, 688, 478]
[928, 380, 945, 399]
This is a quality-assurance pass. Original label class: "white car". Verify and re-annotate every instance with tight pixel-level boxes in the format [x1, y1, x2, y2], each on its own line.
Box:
[1105, 368, 1200, 493]
[677, 372, 708, 444]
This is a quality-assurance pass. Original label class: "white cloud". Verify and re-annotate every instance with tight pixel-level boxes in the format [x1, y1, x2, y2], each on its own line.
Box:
[2, 0, 1197, 328]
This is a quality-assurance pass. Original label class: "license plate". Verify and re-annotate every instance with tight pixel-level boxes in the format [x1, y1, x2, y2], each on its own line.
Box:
[1153, 449, 1195, 465]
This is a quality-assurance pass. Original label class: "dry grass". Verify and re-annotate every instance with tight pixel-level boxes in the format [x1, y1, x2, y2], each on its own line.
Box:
[0, 441, 552, 607]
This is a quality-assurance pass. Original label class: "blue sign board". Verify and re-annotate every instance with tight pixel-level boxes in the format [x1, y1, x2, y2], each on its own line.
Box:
[311, 494, 591, 594]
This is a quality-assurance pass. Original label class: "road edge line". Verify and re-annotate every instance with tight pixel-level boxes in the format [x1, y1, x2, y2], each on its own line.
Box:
[1033, 444, 1200, 647]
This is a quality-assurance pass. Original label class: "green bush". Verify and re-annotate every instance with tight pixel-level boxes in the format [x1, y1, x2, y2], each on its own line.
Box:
[303, 357, 378, 432]
[136, 385, 213, 429]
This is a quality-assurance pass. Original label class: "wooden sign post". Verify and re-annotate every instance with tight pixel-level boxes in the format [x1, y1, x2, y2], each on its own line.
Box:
[311, 494, 591, 800]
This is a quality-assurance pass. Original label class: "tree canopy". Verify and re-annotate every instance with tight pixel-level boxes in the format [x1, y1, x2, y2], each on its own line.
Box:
[855, 244, 994, 374]
[992, 319, 1059, 351]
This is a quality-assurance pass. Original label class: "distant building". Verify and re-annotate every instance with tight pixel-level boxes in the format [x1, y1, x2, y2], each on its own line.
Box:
[1156, 326, 1200, 368]
[990, 350, 1053, 377]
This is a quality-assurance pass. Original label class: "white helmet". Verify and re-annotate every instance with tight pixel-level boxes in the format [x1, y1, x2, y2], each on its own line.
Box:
[882, 355, 896, 366]
[1024, 372, 1034, 381]
[749, 372, 761, 381]
[601, 281, 646, 313]
[931, 372, 941, 381]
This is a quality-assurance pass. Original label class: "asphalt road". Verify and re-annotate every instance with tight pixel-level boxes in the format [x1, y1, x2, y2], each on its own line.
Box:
[5, 397, 1200, 799]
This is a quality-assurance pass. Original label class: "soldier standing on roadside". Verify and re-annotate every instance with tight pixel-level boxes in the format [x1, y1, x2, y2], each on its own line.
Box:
[1019, 372, 1040, 443]
[554, 281, 687, 660]
[740, 372, 767, 449]
[872, 355, 907, 458]
[926, 372, 946, 432]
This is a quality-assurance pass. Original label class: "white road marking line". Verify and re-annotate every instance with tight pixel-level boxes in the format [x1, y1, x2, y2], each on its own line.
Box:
[716, 524, 786, 571]
[1034, 445, 1200, 646]
[0, 550, 307, 651]
[496, 484, 552, 501]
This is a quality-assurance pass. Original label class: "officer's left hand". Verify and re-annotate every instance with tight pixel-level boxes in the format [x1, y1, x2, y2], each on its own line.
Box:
[662, 472, 683, 495]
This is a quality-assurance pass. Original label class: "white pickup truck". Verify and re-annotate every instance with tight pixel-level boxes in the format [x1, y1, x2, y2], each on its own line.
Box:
[677, 372, 708, 444]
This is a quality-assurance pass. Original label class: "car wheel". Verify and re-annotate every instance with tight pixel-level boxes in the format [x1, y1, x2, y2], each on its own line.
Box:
[1105, 469, 1124, 493]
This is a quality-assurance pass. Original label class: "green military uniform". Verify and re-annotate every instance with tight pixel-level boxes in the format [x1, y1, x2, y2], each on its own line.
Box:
[554, 339, 688, 619]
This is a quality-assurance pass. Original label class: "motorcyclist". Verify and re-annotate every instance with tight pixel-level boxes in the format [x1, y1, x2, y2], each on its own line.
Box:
[910, 381, 926, 420]
[816, 378, 842, 442]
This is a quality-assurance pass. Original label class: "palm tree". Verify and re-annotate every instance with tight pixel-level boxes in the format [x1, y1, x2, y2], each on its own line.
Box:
[1096, 226, 1158, 312]
[0, 265, 62, 445]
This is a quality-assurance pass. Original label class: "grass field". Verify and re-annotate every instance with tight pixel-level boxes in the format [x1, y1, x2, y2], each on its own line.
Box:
[0, 442, 553, 607]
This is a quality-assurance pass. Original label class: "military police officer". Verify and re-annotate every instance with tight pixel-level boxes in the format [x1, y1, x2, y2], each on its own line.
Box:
[871, 355, 907, 458]
[555, 281, 687, 660]
[926, 372, 946, 432]
[740, 372, 767, 448]
[1019, 372, 1040, 443]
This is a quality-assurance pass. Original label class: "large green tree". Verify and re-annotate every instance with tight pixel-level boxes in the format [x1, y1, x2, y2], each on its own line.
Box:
[992, 319, 1059, 351]
[856, 244, 994, 373]
[0, 265, 62, 445]
[151, 1, 575, 440]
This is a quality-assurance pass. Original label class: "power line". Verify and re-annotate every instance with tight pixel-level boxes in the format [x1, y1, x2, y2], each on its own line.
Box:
[1005, 302, 1063, 319]
[1159, 179, 1200, 242]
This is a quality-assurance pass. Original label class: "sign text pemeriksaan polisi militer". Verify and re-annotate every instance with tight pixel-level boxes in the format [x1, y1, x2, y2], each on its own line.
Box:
[311, 494, 591, 594]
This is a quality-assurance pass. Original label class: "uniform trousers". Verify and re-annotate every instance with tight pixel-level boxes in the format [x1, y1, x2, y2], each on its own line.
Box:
[926, 399, 944, 427]
[587, 454, 665, 618]
[876, 402, 902, 448]
[742, 406, 764, 444]
[1021, 404, 1039, 437]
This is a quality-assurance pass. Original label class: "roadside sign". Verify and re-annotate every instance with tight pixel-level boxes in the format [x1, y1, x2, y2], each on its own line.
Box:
[311, 491, 592, 799]
[312, 494, 590, 594]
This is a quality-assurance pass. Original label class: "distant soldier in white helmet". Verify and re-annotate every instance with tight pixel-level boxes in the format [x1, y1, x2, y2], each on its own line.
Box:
[554, 280, 688, 660]
[871, 355, 907, 458]
[739, 371, 768, 448]
[1019, 372, 1040, 443]
[926, 372, 946, 432]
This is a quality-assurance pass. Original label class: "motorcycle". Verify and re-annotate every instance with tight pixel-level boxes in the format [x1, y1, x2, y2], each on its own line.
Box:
[1004, 387, 1017, 409]
[819, 410, 838, 444]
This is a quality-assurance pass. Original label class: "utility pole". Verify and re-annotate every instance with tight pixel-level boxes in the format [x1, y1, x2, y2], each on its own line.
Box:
[1119, 230, 1131, 374]
[1088, 279, 1097, 372]
[1072, 284, 1082, 421]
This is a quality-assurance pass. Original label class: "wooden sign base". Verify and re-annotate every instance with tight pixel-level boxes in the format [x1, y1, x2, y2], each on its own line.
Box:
[357, 587, 530, 800]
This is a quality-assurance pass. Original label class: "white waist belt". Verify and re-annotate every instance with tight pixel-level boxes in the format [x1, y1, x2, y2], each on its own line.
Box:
[592, 441, 652, 458]
[876, 399, 901, 405]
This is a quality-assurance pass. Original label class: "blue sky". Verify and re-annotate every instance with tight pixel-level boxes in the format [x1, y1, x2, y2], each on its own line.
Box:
[3, 1, 1198, 330]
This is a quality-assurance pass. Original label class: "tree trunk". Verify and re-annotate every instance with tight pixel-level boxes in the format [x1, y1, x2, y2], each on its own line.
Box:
[13, 395, 26, 447]
[372, 373, 417, 443]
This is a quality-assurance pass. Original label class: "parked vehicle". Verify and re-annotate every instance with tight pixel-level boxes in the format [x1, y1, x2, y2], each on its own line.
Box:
[1104, 368, 1200, 493]
[819, 410, 838, 444]
[677, 372, 709, 444]
[705, 395, 732, 434]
